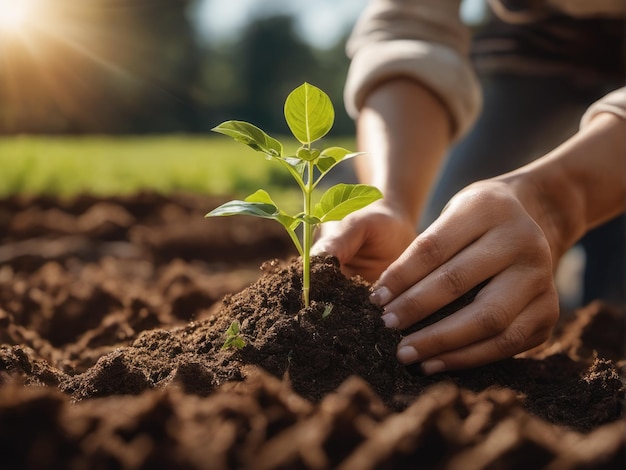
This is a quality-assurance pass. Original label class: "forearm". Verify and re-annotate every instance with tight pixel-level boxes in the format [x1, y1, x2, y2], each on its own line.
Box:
[355, 78, 453, 225]
[497, 112, 626, 264]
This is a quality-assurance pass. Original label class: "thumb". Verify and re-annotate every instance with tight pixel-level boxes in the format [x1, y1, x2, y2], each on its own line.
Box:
[311, 221, 365, 264]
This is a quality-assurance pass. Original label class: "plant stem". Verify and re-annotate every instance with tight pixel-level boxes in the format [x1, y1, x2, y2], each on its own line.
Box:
[302, 158, 314, 308]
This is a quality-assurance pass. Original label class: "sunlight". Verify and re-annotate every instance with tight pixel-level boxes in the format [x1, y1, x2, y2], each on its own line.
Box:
[0, 0, 166, 133]
[0, 0, 33, 34]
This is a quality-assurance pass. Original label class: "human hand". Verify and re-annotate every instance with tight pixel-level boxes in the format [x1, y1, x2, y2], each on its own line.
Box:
[312, 199, 417, 282]
[370, 181, 560, 374]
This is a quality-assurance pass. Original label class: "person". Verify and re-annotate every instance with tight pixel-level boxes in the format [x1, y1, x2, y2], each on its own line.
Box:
[312, 0, 626, 375]
[421, 2, 626, 307]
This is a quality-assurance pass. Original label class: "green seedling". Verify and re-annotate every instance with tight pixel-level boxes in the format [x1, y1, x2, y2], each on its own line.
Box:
[221, 320, 246, 350]
[206, 82, 382, 307]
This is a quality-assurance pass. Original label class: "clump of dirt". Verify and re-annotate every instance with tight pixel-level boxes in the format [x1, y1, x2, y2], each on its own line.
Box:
[215, 256, 416, 405]
[0, 192, 624, 469]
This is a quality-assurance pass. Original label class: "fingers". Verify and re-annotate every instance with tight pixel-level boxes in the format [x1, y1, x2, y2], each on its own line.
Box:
[372, 185, 551, 321]
[394, 269, 559, 372]
[378, 218, 549, 331]
[419, 299, 558, 374]
[367, 184, 559, 372]
[313, 217, 383, 280]
[312, 219, 364, 265]
[313, 204, 418, 282]
[371, 189, 496, 306]
[375, 228, 518, 329]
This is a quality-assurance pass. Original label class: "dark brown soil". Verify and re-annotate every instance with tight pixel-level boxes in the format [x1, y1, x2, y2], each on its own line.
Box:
[0, 192, 624, 469]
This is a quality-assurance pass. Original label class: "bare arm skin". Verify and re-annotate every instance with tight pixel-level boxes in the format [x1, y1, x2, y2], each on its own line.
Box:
[313, 78, 451, 281]
[354, 78, 451, 222]
[371, 112, 626, 373]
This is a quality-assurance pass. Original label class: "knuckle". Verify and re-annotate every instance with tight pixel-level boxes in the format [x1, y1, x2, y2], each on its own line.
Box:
[531, 266, 552, 286]
[532, 328, 551, 346]
[463, 184, 515, 214]
[438, 266, 469, 297]
[413, 235, 445, 269]
[378, 267, 412, 302]
[531, 298, 560, 341]
[520, 234, 552, 266]
[475, 304, 510, 336]
[494, 325, 527, 355]
[398, 294, 427, 324]
[544, 303, 560, 328]
[424, 329, 448, 351]
[383, 268, 409, 292]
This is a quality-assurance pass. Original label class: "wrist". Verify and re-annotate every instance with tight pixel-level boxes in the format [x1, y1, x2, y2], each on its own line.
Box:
[356, 78, 452, 228]
[495, 112, 626, 264]
[494, 171, 581, 266]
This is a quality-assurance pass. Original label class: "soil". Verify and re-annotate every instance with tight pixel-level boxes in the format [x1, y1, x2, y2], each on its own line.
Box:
[0, 192, 624, 470]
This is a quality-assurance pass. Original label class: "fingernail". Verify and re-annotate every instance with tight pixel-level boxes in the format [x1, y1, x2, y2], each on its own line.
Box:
[421, 359, 446, 375]
[397, 345, 419, 364]
[381, 312, 399, 329]
[370, 286, 392, 305]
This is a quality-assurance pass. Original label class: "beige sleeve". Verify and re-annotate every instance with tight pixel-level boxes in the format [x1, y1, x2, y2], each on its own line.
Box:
[344, 0, 482, 141]
[580, 87, 626, 128]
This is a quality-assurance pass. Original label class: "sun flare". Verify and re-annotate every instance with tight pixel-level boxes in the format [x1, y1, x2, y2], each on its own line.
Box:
[0, 0, 173, 133]
[0, 0, 33, 33]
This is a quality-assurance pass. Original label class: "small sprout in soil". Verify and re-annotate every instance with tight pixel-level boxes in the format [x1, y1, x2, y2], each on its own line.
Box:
[206, 82, 382, 307]
[221, 320, 246, 350]
[322, 303, 333, 318]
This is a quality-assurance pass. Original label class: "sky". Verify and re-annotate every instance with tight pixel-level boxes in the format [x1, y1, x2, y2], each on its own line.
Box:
[191, 0, 488, 49]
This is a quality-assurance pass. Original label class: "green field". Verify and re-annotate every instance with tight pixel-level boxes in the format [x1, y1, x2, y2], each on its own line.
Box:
[0, 135, 356, 200]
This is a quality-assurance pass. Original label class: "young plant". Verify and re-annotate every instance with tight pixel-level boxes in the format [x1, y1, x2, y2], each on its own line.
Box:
[221, 320, 246, 350]
[206, 82, 382, 307]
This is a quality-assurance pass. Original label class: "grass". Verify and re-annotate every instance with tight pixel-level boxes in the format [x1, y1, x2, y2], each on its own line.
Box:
[0, 135, 356, 202]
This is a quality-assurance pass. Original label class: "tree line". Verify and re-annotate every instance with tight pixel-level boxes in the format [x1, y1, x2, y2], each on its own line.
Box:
[0, 0, 354, 136]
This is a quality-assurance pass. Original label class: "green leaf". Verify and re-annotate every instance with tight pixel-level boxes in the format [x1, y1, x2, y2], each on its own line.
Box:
[225, 320, 240, 336]
[205, 199, 279, 219]
[222, 336, 246, 350]
[212, 120, 283, 157]
[206, 190, 299, 229]
[284, 83, 334, 145]
[244, 189, 276, 205]
[222, 320, 245, 350]
[296, 147, 321, 162]
[322, 304, 333, 318]
[282, 156, 306, 179]
[299, 213, 322, 225]
[316, 147, 363, 173]
[245, 190, 300, 229]
[313, 184, 383, 222]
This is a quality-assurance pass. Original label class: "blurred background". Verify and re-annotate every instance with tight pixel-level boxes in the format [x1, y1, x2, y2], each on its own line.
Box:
[0, 0, 486, 197]
[0, 0, 487, 136]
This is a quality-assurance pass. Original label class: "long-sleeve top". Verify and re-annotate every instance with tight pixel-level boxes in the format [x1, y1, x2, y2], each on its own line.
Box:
[344, 0, 626, 141]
